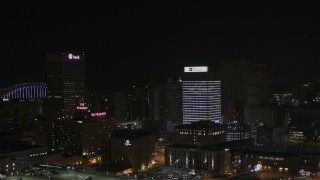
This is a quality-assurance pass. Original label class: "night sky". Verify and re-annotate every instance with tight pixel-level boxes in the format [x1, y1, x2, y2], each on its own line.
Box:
[1, 1, 320, 90]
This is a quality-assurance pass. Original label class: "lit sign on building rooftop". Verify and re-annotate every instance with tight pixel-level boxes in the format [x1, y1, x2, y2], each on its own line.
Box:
[184, 66, 208, 72]
[77, 106, 88, 110]
[76, 102, 88, 111]
[68, 53, 80, 60]
[91, 112, 107, 119]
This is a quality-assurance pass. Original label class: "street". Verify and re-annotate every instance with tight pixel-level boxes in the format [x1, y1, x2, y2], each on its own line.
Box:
[4, 169, 135, 180]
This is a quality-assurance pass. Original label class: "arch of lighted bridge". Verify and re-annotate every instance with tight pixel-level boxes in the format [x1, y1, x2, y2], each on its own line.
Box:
[0, 83, 47, 99]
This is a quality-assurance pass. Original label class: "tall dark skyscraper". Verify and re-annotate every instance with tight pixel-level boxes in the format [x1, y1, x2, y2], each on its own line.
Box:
[244, 64, 276, 126]
[246, 64, 269, 106]
[150, 78, 182, 131]
[220, 59, 250, 123]
[221, 59, 250, 104]
[47, 53, 85, 116]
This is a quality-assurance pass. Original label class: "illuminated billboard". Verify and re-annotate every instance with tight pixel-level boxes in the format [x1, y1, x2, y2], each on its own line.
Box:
[91, 112, 107, 119]
[184, 66, 208, 72]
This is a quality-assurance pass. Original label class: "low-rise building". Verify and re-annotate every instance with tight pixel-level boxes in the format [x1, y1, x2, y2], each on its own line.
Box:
[231, 149, 320, 177]
[110, 129, 155, 172]
[47, 111, 114, 161]
[0, 142, 48, 176]
[256, 125, 285, 150]
[226, 122, 258, 143]
[165, 144, 230, 176]
[174, 121, 226, 146]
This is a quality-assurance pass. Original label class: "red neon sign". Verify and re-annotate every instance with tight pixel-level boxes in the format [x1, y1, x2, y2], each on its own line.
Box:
[91, 112, 107, 119]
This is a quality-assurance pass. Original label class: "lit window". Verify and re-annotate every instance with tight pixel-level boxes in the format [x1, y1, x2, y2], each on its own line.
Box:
[285, 168, 288, 173]
[279, 167, 283, 173]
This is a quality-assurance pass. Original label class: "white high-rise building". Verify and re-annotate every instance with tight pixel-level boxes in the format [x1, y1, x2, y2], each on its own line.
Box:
[182, 66, 221, 124]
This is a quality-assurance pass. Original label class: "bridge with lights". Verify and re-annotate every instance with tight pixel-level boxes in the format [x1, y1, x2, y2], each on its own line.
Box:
[0, 82, 47, 100]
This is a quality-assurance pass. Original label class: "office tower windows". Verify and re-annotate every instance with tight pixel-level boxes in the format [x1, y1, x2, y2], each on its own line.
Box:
[47, 53, 85, 116]
[182, 67, 221, 124]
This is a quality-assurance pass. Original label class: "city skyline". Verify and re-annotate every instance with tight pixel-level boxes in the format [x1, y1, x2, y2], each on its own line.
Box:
[2, 2, 320, 178]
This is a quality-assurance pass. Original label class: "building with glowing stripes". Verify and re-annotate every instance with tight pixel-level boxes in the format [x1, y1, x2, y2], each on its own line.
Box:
[182, 66, 221, 124]
[165, 144, 230, 176]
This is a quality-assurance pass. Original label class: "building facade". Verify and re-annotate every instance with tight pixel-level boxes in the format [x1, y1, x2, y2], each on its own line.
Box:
[182, 66, 221, 124]
[220, 59, 250, 123]
[47, 112, 114, 160]
[256, 125, 285, 151]
[150, 79, 182, 131]
[244, 105, 280, 126]
[230, 149, 320, 177]
[0, 145, 48, 176]
[165, 145, 230, 176]
[174, 121, 226, 146]
[110, 129, 155, 171]
[47, 53, 85, 116]
[226, 122, 258, 143]
[287, 113, 320, 152]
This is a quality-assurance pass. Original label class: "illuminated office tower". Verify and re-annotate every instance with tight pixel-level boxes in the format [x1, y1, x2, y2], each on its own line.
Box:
[47, 53, 85, 116]
[182, 66, 221, 124]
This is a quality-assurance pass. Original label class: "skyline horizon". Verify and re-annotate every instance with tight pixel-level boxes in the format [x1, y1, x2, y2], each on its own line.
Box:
[1, 1, 320, 89]
[1, 52, 317, 91]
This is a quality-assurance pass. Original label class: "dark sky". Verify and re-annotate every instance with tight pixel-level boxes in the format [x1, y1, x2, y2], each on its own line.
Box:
[1, 1, 320, 90]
